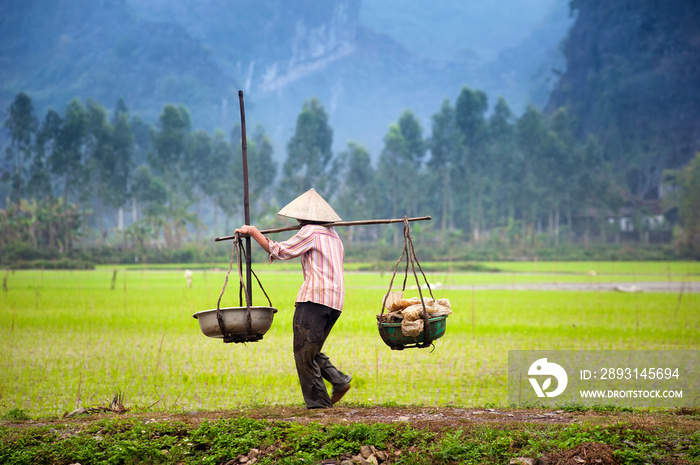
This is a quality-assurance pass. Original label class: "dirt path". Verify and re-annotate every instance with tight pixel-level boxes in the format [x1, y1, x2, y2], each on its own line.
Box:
[9, 406, 698, 433]
[212, 405, 700, 432]
[442, 281, 700, 293]
[360, 281, 699, 293]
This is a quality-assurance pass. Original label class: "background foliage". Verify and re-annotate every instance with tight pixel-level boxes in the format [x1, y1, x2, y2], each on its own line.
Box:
[2, 0, 700, 263]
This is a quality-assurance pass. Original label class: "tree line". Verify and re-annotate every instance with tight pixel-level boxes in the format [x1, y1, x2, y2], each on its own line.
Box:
[1, 93, 275, 258]
[2, 89, 698, 261]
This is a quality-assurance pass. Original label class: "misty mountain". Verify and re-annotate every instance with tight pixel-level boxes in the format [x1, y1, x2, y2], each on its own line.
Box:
[0, 0, 569, 158]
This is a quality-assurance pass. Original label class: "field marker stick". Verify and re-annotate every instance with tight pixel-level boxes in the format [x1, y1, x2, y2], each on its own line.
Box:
[123, 271, 127, 314]
[471, 285, 475, 341]
[675, 281, 685, 315]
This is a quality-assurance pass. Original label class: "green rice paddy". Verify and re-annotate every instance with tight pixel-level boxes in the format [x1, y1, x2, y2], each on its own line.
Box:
[1, 261, 698, 417]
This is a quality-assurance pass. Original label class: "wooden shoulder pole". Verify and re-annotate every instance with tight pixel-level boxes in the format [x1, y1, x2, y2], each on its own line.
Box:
[215, 215, 432, 241]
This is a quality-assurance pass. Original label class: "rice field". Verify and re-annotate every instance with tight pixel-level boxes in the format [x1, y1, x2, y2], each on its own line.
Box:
[1, 261, 698, 417]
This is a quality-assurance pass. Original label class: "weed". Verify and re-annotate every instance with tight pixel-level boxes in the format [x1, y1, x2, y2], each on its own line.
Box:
[2, 408, 31, 421]
[591, 404, 634, 413]
[560, 402, 589, 412]
[433, 429, 487, 463]
[689, 431, 700, 459]
[676, 406, 700, 416]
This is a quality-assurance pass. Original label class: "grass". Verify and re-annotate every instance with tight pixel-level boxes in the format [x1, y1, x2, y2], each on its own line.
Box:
[1, 410, 699, 464]
[0, 261, 698, 418]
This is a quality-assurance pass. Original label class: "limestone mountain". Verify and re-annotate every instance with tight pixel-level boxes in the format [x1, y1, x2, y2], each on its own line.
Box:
[547, 0, 700, 199]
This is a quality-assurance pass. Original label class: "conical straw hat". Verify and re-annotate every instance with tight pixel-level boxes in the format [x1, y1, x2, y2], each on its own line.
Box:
[277, 188, 342, 222]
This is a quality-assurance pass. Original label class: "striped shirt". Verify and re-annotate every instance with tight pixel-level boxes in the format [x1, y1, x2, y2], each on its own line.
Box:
[268, 224, 345, 311]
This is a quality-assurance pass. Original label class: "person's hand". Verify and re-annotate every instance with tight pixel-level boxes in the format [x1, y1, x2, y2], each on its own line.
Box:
[235, 225, 257, 236]
[234, 224, 270, 253]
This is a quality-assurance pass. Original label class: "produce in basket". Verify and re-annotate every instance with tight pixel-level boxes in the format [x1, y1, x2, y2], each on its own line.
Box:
[379, 291, 452, 337]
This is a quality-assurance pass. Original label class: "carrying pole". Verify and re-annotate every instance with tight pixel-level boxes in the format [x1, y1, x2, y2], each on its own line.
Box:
[238, 91, 252, 305]
[215, 216, 432, 241]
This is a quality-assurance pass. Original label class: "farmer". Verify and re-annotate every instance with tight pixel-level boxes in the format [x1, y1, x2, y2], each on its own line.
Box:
[235, 188, 352, 409]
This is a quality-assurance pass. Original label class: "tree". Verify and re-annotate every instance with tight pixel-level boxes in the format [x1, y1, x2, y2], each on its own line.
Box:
[1, 197, 81, 254]
[110, 98, 134, 228]
[229, 123, 277, 218]
[128, 114, 152, 226]
[427, 99, 462, 241]
[335, 142, 378, 244]
[30, 109, 61, 201]
[210, 130, 239, 234]
[377, 124, 406, 222]
[515, 105, 550, 245]
[377, 110, 426, 246]
[130, 115, 152, 168]
[150, 105, 190, 179]
[485, 97, 519, 237]
[188, 129, 212, 241]
[397, 110, 426, 216]
[149, 104, 191, 248]
[575, 135, 618, 247]
[548, 107, 579, 245]
[456, 87, 488, 150]
[130, 165, 167, 247]
[86, 99, 115, 244]
[279, 98, 334, 204]
[454, 86, 489, 242]
[51, 99, 89, 203]
[3, 92, 38, 203]
[47, 98, 90, 253]
[249, 124, 276, 207]
[679, 153, 700, 255]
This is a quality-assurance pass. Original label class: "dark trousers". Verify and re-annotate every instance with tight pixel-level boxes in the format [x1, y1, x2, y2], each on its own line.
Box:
[293, 302, 352, 408]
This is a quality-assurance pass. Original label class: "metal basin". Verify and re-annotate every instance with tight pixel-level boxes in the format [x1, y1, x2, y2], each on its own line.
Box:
[193, 306, 278, 342]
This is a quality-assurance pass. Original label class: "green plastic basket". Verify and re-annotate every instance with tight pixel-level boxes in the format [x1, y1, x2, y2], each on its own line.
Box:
[377, 314, 448, 350]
